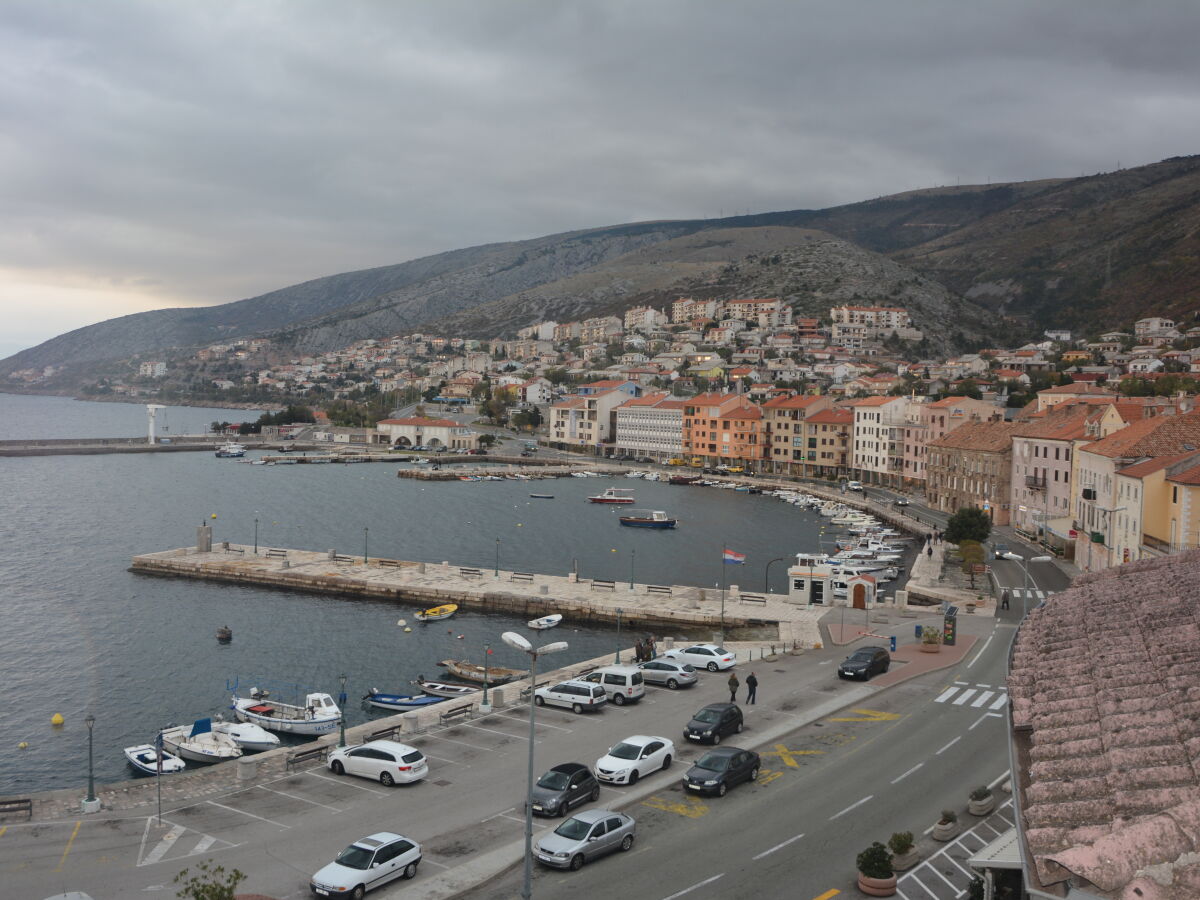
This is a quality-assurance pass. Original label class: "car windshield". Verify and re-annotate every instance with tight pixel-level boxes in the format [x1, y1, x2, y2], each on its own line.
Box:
[693, 708, 721, 724]
[608, 743, 641, 760]
[537, 770, 570, 790]
[849, 650, 875, 661]
[679, 664, 696, 673]
[554, 818, 592, 840]
[335, 845, 375, 870]
[695, 753, 730, 771]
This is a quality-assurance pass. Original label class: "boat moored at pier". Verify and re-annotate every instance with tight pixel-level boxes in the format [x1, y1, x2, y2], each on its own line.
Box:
[214, 441, 247, 458]
[363, 688, 446, 710]
[211, 719, 281, 752]
[440, 658, 527, 684]
[231, 689, 341, 735]
[618, 509, 677, 529]
[124, 743, 187, 775]
[158, 718, 243, 764]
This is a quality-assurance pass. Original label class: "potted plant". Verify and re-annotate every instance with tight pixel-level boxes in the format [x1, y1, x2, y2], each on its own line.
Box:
[888, 830, 920, 871]
[920, 625, 942, 653]
[968, 784, 995, 816]
[855, 841, 897, 896]
[932, 808, 960, 841]
[966, 876, 985, 900]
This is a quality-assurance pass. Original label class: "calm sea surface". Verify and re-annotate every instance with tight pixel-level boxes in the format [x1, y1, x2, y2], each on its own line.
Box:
[0, 394, 885, 794]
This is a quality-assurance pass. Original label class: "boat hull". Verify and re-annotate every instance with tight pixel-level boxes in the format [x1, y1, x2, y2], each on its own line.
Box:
[366, 693, 445, 710]
[417, 680, 481, 698]
[440, 659, 527, 684]
[232, 698, 340, 735]
[619, 518, 676, 528]
[212, 721, 281, 752]
[124, 745, 186, 775]
[416, 604, 458, 622]
[588, 497, 635, 504]
[527, 614, 563, 630]
[158, 729, 243, 764]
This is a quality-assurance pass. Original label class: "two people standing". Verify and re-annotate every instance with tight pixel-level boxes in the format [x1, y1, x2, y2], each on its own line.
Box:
[729, 671, 759, 704]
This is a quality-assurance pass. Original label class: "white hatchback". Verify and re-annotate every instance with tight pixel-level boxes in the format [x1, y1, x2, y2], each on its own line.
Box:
[595, 735, 675, 785]
[310, 831, 421, 898]
[663, 644, 737, 672]
[327, 739, 428, 786]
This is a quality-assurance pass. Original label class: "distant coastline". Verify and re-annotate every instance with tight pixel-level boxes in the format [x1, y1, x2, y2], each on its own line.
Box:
[0, 387, 278, 412]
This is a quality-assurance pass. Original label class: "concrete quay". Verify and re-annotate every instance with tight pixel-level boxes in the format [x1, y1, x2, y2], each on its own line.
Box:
[0, 435, 324, 457]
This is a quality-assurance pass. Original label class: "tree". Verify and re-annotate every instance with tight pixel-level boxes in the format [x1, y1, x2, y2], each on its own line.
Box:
[944, 507, 992, 544]
[174, 860, 246, 900]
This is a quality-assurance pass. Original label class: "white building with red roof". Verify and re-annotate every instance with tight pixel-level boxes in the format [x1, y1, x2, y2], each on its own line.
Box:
[375, 417, 481, 450]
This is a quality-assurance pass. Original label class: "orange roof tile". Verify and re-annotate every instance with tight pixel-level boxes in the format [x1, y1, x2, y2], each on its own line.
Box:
[1081, 411, 1200, 459]
[928, 420, 1019, 452]
[807, 409, 853, 425]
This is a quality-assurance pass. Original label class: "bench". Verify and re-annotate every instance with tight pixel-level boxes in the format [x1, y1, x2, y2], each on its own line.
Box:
[286, 746, 328, 771]
[439, 705, 473, 726]
[265, 549, 288, 559]
[459, 567, 482, 578]
[739, 593, 768, 606]
[574, 664, 598, 677]
[521, 679, 552, 700]
[646, 585, 672, 596]
[333, 554, 356, 564]
[367, 725, 401, 742]
[510, 572, 534, 583]
[377, 559, 403, 568]
[224, 546, 244, 556]
[591, 579, 616, 592]
[0, 798, 32, 820]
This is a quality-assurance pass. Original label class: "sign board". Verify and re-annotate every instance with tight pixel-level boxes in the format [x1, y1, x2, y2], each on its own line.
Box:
[1069, 529, 1078, 538]
[943, 614, 957, 647]
[971, 563, 987, 574]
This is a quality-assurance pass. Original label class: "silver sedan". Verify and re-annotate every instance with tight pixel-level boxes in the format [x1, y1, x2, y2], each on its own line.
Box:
[637, 659, 698, 689]
[534, 809, 636, 871]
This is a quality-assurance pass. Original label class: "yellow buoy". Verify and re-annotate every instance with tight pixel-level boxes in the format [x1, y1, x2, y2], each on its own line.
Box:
[403, 626, 412, 633]
[211, 513, 217, 519]
[51, 713, 64, 726]
[18, 741, 28, 750]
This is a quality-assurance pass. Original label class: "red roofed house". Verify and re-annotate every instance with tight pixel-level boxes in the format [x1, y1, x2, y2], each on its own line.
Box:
[926, 420, 1021, 524]
[847, 396, 908, 487]
[682, 393, 766, 467]
[901, 396, 1002, 489]
[760, 394, 833, 476]
[549, 389, 630, 451]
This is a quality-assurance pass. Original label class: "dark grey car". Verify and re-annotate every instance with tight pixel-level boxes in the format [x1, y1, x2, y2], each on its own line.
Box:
[534, 809, 636, 871]
[838, 646, 890, 680]
[530, 763, 600, 818]
[684, 703, 743, 744]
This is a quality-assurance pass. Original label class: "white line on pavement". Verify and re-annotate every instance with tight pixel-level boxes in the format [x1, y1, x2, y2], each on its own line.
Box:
[256, 785, 343, 813]
[830, 795, 873, 820]
[968, 712, 992, 731]
[142, 827, 184, 866]
[487, 712, 572, 732]
[480, 807, 517, 823]
[306, 770, 386, 795]
[206, 800, 291, 830]
[971, 691, 995, 707]
[752, 832, 805, 859]
[936, 736, 961, 755]
[421, 733, 496, 751]
[988, 771, 1011, 790]
[977, 683, 991, 688]
[464, 723, 539, 742]
[989, 694, 1008, 711]
[191, 834, 217, 855]
[952, 689, 977, 706]
[933, 687, 958, 703]
[659, 873, 725, 899]
[891, 763, 923, 784]
[953, 681, 968, 685]
[967, 633, 994, 668]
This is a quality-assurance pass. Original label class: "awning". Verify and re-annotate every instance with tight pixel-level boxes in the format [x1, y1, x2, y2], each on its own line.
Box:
[968, 826, 1024, 870]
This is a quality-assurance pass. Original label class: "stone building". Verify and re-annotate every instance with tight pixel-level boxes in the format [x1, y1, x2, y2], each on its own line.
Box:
[926, 420, 1020, 525]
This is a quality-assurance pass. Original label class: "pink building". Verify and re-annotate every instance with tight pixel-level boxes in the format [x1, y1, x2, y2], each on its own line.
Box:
[900, 396, 1000, 488]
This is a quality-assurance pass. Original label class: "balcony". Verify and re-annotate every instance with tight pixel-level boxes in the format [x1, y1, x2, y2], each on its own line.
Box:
[1025, 475, 1046, 490]
[1143, 533, 1171, 554]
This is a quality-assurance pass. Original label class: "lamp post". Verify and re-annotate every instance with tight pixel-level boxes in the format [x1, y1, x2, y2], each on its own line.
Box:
[763, 556, 787, 593]
[480, 644, 492, 713]
[494, 537, 501, 577]
[502, 632, 568, 900]
[338, 673, 348, 747]
[614, 607, 624, 664]
[84, 713, 96, 805]
[1002, 552, 1053, 617]
[363, 527, 369, 564]
[253, 516, 259, 555]
[629, 548, 635, 590]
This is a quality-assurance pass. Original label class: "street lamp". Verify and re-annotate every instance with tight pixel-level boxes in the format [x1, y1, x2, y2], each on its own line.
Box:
[363, 527, 369, 564]
[1002, 552, 1053, 616]
[253, 516, 259, 555]
[614, 607, 624, 664]
[502, 632, 568, 900]
[338, 673, 348, 747]
[763, 556, 788, 593]
[494, 537, 501, 577]
[629, 548, 635, 590]
[480, 644, 492, 713]
[84, 713, 96, 805]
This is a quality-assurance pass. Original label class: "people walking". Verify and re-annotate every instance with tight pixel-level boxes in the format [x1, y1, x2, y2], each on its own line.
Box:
[1001, 590, 1010, 610]
[927, 545, 934, 558]
[727, 673, 740, 703]
[745, 672, 758, 705]
[647, 634, 657, 659]
[635, 639, 646, 662]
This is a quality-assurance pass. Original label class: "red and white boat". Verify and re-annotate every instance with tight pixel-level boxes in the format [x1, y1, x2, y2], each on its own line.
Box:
[588, 487, 636, 504]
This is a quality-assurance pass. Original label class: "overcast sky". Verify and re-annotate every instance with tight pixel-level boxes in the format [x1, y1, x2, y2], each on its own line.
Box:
[2, 0, 1199, 357]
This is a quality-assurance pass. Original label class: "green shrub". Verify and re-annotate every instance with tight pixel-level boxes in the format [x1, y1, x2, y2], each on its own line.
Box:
[970, 785, 992, 801]
[939, 808, 958, 824]
[888, 831, 914, 855]
[856, 841, 894, 879]
[922, 625, 942, 645]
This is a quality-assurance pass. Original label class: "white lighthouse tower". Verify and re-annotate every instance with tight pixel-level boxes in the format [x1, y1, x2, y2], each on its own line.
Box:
[146, 404, 166, 445]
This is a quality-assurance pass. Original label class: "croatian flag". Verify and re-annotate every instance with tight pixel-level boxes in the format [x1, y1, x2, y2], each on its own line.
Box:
[722, 548, 746, 565]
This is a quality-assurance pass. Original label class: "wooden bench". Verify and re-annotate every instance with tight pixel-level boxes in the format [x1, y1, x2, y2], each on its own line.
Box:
[459, 567, 483, 578]
[591, 580, 616, 592]
[377, 559, 403, 568]
[0, 798, 32, 820]
[439, 705, 473, 726]
[574, 664, 598, 677]
[367, 725, 401, 742]
[521, 679, 552, 700]
[333, 554, 356, 564]
[510, 572, 534, 583]
[286, 746, 328, 771]
[224, 546, 244, 556]
[739, 593, 768, 606]
[646, 585, 672, 596]
[265, 549, 288, 559]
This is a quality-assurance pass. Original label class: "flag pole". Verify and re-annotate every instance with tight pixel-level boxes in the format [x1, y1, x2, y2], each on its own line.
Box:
[720, 547, 727, 642]
[155, 731, 163, 826]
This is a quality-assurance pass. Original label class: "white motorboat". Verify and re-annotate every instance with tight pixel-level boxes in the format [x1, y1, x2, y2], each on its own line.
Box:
[416, 678, 480, 699]
[231, 689, 341, 736]
[124, 743, 186, 775]
[215, 441, 247, 458]
[159, 718, 243, 764]
[212, 719, 281, 752]
[527, 613, 563, 630]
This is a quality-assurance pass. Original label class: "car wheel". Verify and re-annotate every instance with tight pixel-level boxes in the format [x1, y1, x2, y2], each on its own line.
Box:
[331, 761, 344, 776]
[620, 834, 634, 852]
[662, 754, 672, 770]
[750, 766, 760, 781]
[570, 854, 585, 871]
[590, 785, 600, 802]
[572, 703, 584, 714]
[717, 782, 727, 797]
[403, 861, 419, 879]
[883, 663, 890, 672]
[613, 694, 625, 706]
[534, 695, 545, 706]
[628, 770, 639, 785]
[735, 721, 743, 733]
[707, 662, 718, 672]
[380, 771, 395, 787]
[351, 886, 365, 900]
[666, 678, 679, 690]
[711, 733, 721, 745]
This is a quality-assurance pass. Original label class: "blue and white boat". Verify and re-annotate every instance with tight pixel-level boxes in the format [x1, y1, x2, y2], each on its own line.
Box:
[618, 509, 677, 529]
[215, 441, 247, 458]
[231, 688, 341, 736]
[363, 688, 446, 711]
[124, 743, 187, 775]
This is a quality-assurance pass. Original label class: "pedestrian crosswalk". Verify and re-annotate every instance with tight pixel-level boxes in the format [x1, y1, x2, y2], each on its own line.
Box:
[137, 819, 237, 867]
[934, 682, 1008, 711]
[1005, 587, 1052, 606]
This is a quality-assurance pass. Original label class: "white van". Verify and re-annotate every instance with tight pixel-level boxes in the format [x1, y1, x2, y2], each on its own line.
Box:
[534, 680, 607, 714]
[846, 480, 864, 492]
[582, 665, 646, 706]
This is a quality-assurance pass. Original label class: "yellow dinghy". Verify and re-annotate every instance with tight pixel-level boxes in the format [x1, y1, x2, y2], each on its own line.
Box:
[415, 603, 458, 622]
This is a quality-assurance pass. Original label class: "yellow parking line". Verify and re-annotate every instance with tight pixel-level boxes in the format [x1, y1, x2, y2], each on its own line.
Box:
[0, 826, 6, 838]
[54, 820, 81, 872]
[812, 890, 840, 900]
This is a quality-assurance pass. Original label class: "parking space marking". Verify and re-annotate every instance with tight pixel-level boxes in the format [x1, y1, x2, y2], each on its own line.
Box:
[422, 733, 497, 751]
[760, 743, 823, 768]
[659, 872, 724, 899]
[486, 711, 571, 732]
[752, 831, 804, 860]
[828, 708, 902, 722]
[192, 835, 217, 854]
[141, 827, 184, 866]
[305, 769, 386, 795]
[462, 722, 538, 742]
[480, 807, 517, 823]
[643, 794, 709, 818]
[810, 891, 840, 900]
[420, 751, 468, 766]
[53, 820, 81, 872]
[206, 800, 291, 830]
[255, 785, 343, 813]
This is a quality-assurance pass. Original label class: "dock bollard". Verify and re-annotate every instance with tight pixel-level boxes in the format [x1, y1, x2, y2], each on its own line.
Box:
[237, 757, 258, 781]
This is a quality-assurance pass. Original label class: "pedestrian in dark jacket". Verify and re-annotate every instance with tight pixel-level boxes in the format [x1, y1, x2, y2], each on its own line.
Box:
[927, 545, 934, 558]
[745, 672, 758, 705]
[635, 639, 645, 662]
[727, 673, 740, 703]
[1001, 590, 1010, 610]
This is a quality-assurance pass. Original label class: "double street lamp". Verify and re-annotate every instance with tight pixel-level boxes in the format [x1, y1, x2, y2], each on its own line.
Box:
[1002, 552, 1053, 617]
[502, 632, 568, 900]
[614, 607, 624, 664]
[338, 673, 348, 747]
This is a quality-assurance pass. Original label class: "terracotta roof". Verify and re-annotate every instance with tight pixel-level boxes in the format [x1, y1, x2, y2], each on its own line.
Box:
[1039, 383, 1117, 396]
[762, 395, 827, 410]
[377, 417, 460, 427]
[1012, 405, 1096, 441]
[807, 409, 853, 425]
[1116, 451, 1198, 479]
[552, 397, 586, 409]
[1167, 460, 1200, 485]
[928, 420, 1018, 452]
[845, 396, 897, 407]
[721, 407, 763, 420]
[582, 379, 631, 388]
[1081, 411, 1200, 459]
[1009, 550, 1200, 898]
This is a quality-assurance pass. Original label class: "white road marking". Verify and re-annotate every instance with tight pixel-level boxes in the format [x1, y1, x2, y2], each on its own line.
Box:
[830, 794, 873, 820]
[952, 689, 977, 706]
[421, 858, 450, 869]
[988, 771, 1011, 790]
[953, 681, 968, 685]
[977, 683, 992, 688]
[966, 633, 994, 668]
[989, 694, 1008, 710]
[306, 770, 386, 795]
[421, 733, 496, 751]
[141, 827, 184, 866]
[891, 763, 923, 784]
[818, 660, 833, 665]
[936, 736, 961, 755]
[487, 712, 572, 732]
[969, 712, 993, 731]
[480, 807, 517, 823]
[659, 873, 725, 899]
[191, 835, 216, 854]
[463, 723, 539, 742]
[206, 800, 291, 829]
[420, 752, 467, 766]
[971, 691, 995, 708]
[752, 832, 805, 860]
[255, 785, 342, 813]
[934, 688, 958, 703]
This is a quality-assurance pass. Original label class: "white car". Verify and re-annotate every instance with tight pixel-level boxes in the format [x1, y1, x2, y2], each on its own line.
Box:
[595, 735, 675, 785]
[663, 644, 737, 672]
[534, 680, 608, 713]
[327, 739, 428, 786]
[310, 832, 421, 898]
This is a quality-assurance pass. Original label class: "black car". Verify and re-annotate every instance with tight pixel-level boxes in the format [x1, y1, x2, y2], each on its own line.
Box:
[530, 763, 601, 818]
[683, 747, 761, 796]
[684, 703, 743, 744]
[893, 497, 910, 506]
[838, 646, 890, 680]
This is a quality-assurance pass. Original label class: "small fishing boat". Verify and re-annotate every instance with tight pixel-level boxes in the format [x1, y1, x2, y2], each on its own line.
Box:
[215, 441, 247, 458]
[416, 678, 481, 699]
[124, 743, 187, 775]
[231, 689, 341, 736]
[211, 719, 281, 752]
[363, 688, 446, 711]
[416, 603, 458, 622]
[459, 475, 481, 482]
[529, 493, 554, 499]
[588, 487, 636, 504]
[158, 718, 243, 764]
[439, 659, 527, 685]
[528, 613, 563, 630]
[216, 625, 232, 643]
[669, 475, 702, 485]
[618, 509, 677, 529]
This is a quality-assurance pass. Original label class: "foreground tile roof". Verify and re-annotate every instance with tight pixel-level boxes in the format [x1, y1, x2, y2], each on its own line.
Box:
[1009, 550, 1200, 898]
[1082, 411, 1200, 459]
[927, 420, 1019, 451]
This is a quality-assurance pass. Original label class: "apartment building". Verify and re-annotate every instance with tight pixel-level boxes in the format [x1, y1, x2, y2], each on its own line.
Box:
[722, 298, 793, 329]
[671, 298, 720, 324]
[623, 306, 668, 333]
[613, 393, 685, 460]
[804, 407, 853, 478]
[682, 393, 765, 467]
[901, 396, 1001, 488]
[549, 389, 630, 450]
[848, 396, 908, 486]
[761, 394, 833, 475]
[830, 306, 922, 345]
[925, 421, 1020, 525]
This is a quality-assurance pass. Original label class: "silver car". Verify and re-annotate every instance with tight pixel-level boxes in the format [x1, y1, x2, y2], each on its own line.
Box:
[534, 808, 636, 871]
[637, 659, 698, 689]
